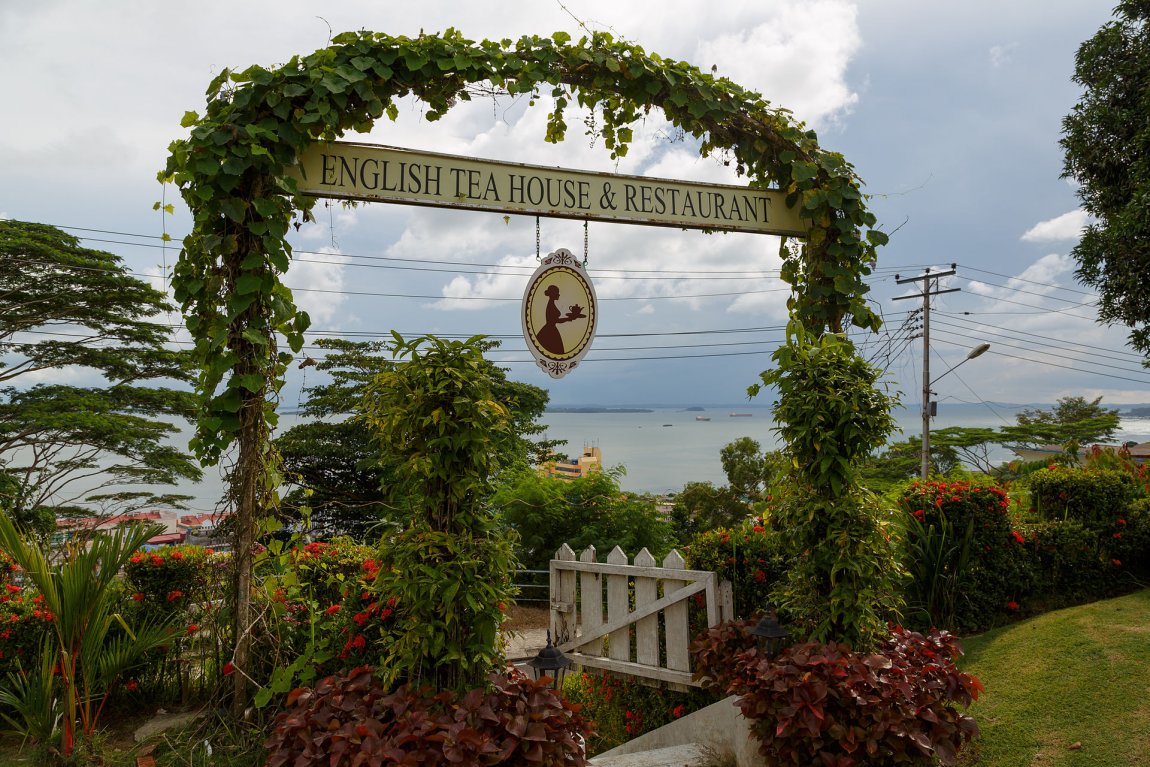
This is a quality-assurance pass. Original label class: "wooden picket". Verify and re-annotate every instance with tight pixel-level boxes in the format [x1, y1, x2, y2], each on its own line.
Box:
[549, 544, 733, 689]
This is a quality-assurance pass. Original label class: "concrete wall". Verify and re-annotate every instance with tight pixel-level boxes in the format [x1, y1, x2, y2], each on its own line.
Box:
[592, 696, 765, 767]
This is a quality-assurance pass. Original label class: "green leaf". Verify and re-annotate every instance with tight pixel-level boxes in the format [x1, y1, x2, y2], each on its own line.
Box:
[180, 110, 200, 128]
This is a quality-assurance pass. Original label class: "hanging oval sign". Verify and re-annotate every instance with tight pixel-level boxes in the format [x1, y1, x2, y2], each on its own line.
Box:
[522, 248, 598, 379]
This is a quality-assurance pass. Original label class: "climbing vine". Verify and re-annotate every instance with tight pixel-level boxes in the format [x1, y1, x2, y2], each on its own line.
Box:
[163, 28, 889, 702]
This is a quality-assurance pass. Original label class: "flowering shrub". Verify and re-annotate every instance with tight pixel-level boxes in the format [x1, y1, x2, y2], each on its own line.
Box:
[897, 480, 1034, 632]
[1028, 466, 1138, 526]
[0, 584, 55, 676]
[685, 515, 786, 620]
[265, 666, 591, 766]
[124, 544, 213, 618]
[729, 626, 981, 767]
[560, 670, 711, 755]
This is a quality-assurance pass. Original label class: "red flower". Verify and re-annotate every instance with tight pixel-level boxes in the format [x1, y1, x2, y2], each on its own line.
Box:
[912, 509, 925, 521]
[353, 611, 369, 627]
[386, 596, 398, 608]
[186, 624, 198, 635]
[380, 608, 393, 619]
[222, 661, 235, 676]
[754, 570, 766, 583]
[1006, 601, 1020, 611]
[171, 551, 184, 560]
[1113, 532, 1123, 539]
[325, 604, 341, 615]
[130, 555, 142, 564]
[124, 679, 139, 692]
[205, 548, 215, 555]
[352, 634, 365, 649]
[671, 704, 686, 719]
[752, 525, 765, 533]
[1117, 518, 1127, 526]
[4, 584, 20, 594]
[1112, 559, 1122, 566]
[150, 555, 164, 567]
[1011, 531, 1025, 545]
[166, 590, 184, 602]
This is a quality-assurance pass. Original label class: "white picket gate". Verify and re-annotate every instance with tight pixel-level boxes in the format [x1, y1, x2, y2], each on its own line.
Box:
[548, 544, 733, 689]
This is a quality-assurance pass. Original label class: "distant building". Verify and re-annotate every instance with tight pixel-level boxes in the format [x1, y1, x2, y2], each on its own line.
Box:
[542, 446, 602, 480]
[54, 510, 183, 547]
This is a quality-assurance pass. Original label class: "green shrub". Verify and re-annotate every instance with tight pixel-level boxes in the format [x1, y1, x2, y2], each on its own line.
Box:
[685, 516, 786, 620]
[897, 480, 1034, 633]
[0, 585, 54, 676]
[731, 627, 981, 767]
[561, 670, 712, 755]
[125, 544, 213, 618]
[1028, 466, 1137, 525]
[265, 666, 591, 766]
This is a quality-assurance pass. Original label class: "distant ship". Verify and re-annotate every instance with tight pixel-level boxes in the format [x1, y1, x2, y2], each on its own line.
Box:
[729, 412, 752, 417]
[695, 416, 711, 421]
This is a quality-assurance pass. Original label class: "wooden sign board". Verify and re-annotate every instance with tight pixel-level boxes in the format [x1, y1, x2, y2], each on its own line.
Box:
[288, 142, 808, 237]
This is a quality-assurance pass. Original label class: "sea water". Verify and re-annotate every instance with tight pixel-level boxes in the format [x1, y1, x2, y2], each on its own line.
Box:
[87, 406, 1150, 513]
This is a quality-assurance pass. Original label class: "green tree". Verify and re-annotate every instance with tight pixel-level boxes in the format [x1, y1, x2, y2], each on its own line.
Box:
[496, 467, 673, 571]
[0, 221, 200, 531]
[752, 323, 903, 648]
[276, 338, 555, 539]
[360, 334, 519, 691]
[669, 481, 749, 542]
[1002, 395, 1120, 459]
[1061, 2, 1150, 357]
[720, 437, 775, 503]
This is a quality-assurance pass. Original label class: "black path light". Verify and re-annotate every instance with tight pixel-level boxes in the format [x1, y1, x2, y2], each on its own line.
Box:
[528, 630, 572, 689]
[749, 606, 790, 658]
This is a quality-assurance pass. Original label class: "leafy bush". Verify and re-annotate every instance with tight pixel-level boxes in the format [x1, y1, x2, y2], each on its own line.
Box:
[730, 627, 981, 767]
[561, 670, 712, 755]
[1028, 466, 1137, 525]
[897, 480, 1033, 632]
[125, 544, 213, 618]
[685, 516, 786, 620]
[690, 615, 763, 693]
[0, 584, 54, 676]
[265, 665, 591, 766]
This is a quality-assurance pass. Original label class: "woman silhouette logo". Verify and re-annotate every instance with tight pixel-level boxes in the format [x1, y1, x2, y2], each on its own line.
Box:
[521, 250, 597, 378]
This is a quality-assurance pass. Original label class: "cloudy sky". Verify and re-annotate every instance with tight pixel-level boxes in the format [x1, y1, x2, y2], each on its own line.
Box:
[2, 0, 1143, 410]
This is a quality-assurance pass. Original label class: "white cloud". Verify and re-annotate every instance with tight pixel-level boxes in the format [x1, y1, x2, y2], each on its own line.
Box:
[1021, 209, 1089, 243]
[989, 43, 1018, 68]
[285, 247, 352, 325]
[695, 0, 861, 129]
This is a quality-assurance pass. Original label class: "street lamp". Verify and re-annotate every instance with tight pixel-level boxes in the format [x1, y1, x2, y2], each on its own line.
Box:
[528, 631, 572, 690]
[921, 343, 991, 481]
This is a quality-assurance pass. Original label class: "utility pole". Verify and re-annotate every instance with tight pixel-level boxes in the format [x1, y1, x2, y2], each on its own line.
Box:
[894, 266, 959, 482]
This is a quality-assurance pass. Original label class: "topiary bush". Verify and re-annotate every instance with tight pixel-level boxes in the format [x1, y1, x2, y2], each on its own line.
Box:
[729, 626, 981, 767]
[1028, 466, 1137, 526]
[685, 516, 787, 621]
[265, 665, 591, 766]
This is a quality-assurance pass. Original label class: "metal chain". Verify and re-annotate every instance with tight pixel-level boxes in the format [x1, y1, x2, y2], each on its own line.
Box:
[535, 216, 541, 261]
[583, 220, 589, 267]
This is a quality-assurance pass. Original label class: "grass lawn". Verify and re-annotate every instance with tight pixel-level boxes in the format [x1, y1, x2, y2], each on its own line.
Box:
[958, 588, 1150, 766]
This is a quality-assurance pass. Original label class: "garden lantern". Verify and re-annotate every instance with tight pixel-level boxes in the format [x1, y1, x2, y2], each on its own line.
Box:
[749, 607, 789, 658]
[528, 631, 572, 689]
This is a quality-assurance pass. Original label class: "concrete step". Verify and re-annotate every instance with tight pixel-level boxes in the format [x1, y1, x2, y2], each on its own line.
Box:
[589, 743, 709, 767]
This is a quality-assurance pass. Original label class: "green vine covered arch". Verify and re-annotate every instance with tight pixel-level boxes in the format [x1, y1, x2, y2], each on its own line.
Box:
[164, 28, 890, 702]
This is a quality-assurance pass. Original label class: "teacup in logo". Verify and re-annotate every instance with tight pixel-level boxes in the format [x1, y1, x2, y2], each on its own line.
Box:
[522, 248, 597, 379]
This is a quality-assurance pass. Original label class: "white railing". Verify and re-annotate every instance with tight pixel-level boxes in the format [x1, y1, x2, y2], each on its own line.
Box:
[549, 544, 733, 689]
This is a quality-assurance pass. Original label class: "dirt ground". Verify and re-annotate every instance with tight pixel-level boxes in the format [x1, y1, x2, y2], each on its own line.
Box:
[504, 604, 550, 632]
